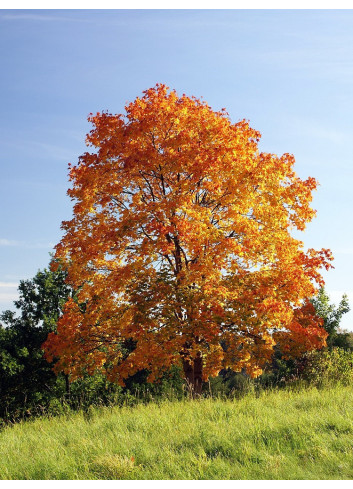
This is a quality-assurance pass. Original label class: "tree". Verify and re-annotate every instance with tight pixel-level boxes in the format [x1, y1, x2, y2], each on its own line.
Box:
[0, 265, 71, 417]
[311, 288, 350, 348]
[43, 84, 332, 396]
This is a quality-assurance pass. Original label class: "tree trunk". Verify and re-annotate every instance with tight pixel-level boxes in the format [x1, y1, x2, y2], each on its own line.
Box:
[65, 373, 70, 396]
[182, 352, 203, 397]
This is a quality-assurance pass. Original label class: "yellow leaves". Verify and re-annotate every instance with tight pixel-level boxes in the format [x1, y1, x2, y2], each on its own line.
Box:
[43, 84, 332, 387]
[247, 366, 263, 379]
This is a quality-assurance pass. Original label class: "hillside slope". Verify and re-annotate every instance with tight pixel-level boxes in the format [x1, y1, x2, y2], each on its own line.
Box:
[1, 385, 353, 479]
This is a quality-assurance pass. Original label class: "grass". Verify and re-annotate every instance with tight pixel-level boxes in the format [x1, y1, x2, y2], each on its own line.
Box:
[1, 384, 353, 479]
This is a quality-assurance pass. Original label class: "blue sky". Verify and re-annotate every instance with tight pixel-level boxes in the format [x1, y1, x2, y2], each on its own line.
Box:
[1, 9, 353, 330]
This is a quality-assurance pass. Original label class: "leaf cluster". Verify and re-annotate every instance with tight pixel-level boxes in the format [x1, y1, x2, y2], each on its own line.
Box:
[43, 84, 333, 386]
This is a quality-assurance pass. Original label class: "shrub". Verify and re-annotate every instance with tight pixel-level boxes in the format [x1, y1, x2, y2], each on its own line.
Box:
[300, 348, 353, 387]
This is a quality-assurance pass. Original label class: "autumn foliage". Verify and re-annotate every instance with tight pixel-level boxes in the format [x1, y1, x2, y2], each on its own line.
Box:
[43, 84, 332, 394]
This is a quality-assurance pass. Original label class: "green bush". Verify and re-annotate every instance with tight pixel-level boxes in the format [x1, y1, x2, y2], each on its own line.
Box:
[300, 348, 353, 387]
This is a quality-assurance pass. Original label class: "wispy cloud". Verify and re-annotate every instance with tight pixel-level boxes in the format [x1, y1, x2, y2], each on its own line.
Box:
[0, 282, 19, 306]
[31, 141, 79, 162]
[0, 282, 19, 288]
[0, 138, 80, 162]
[333, 248, 353, 256]
[327, 290, 353, 301]
[0, 13, 92, 23]
[325, 289, 353, 332]
[285, 117, 350, 145]
[0, 292, 18, 303]
[0, 238, 55, 249]
[0, 238, 19, 246]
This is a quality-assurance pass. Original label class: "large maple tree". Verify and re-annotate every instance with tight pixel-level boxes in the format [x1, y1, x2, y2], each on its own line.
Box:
[43, 84, 332, 394]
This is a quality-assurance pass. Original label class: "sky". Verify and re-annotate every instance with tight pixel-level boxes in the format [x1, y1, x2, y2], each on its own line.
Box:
[1, 9, 353, 330]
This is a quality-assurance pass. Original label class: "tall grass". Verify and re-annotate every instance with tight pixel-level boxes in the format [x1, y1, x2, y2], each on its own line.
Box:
[1, 384, 353, 479]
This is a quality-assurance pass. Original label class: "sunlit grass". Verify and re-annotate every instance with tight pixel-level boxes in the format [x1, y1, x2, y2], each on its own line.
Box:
[1, 385, 353, 479]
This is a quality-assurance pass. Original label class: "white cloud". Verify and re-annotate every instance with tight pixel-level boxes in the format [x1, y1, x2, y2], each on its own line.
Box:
[0, 13, 92, 23]
[24, 241, 56, 250]
[0, 238, 55, 249]
[0, 282, 19, 306]
[285, 118, 350, 145]
[30, 141, 79, 162]
[325, 289, 353, 332]
[326, 290, 353, 303]
[333, 248, 353, 256]
[0, 238, 19, 246]
[0, 292, 19, 303]
[0, 137, 79, 162]
[0, 282, 18, 288]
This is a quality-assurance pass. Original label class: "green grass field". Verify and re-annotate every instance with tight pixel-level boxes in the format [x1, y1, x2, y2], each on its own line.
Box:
[1, 384, 353, 480]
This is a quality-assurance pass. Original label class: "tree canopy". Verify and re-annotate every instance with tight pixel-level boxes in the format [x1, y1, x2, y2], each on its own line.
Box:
[43, 84, 332, 394]
[311, 288, 350, 348]
[0, 266, 71, 415]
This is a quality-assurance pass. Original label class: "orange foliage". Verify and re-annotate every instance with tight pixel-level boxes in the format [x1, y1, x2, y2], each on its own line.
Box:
[43, 84, 332, 385]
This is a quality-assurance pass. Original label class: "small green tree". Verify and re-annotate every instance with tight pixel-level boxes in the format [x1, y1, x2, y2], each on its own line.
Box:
[0, 265, 72, 419]
[311, 288, 350, 348]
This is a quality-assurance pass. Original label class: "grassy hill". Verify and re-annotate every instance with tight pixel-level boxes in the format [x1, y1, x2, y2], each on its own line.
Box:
[1, 384, 353, 480]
